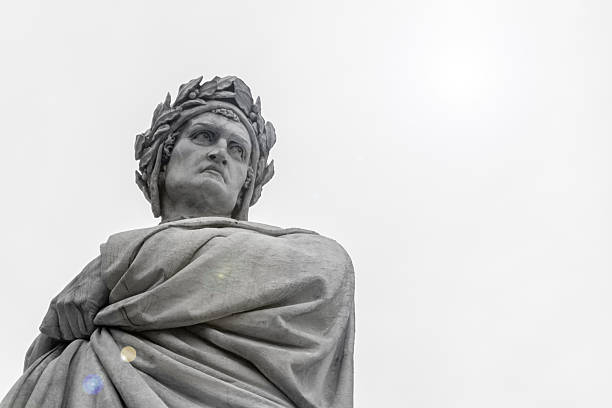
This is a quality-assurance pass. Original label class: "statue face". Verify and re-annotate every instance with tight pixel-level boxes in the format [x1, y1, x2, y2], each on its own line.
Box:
[161, 112, 252, 217]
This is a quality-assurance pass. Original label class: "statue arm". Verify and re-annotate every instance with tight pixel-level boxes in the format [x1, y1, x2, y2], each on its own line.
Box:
[39, 255, 110, 341]
[23, 333, 62, 372]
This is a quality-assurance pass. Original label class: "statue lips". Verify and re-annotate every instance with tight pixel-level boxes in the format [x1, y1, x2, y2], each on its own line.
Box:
[200, 164, 225, 182]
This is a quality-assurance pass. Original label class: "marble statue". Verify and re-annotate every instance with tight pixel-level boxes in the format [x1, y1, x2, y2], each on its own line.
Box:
[1, 76, 355, 408]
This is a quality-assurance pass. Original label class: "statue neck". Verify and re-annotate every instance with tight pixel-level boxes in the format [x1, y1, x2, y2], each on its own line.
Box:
[159, 195, 233, 224]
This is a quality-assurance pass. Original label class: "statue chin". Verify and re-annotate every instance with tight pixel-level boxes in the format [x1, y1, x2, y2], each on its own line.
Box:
[193, 179, 231, 203]
[160, 181, 237, 220]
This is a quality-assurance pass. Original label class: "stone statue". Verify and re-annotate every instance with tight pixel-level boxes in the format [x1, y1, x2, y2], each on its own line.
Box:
[1, 76, 355, 408]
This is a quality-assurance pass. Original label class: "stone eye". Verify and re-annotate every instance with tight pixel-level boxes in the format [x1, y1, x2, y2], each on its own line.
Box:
[191, 130, 215, 144]
[230, 144, 245, 158]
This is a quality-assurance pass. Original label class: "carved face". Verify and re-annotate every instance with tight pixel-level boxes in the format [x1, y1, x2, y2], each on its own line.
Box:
[161, 112, 252, 217]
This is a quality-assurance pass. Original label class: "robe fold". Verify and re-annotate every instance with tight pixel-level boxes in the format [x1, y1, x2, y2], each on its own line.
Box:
[1, 217, 355, 408]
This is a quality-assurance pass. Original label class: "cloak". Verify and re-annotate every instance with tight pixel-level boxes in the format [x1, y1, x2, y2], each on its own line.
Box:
[1, 217, 355, 408]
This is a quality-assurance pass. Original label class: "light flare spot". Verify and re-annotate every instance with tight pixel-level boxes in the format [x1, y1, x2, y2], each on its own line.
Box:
[82, 374, 103, 395]
[121, 346, 137, 363]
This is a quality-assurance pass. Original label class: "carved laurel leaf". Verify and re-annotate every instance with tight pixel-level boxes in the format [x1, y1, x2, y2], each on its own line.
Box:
[135, 133, 145, 159]
[151, 102, 165, 128]
[142, 129, 154, 146]
[152, 124, 171, 141]
[259, 137, 269, 157]
[148, 142, 165, 218]
[264, 122, 276, 150]
[252, 96, 261, 114]
[215, 76, 237, 91]
[175, 76, 203, 106]
[139, 145, 155, 171]
[257, 116, 264, 134]
[198, 79, 217, 98]
[233, 78, 253, 115]
[155, 110, 181, 127]
[145, 138, 163, 176]
[135, 171, 150, 200]
[164, 92, 172, 109]
[261, 161, 275, 185]
[250, 184, 263, 205]
[209, 91, 236, 99]
[256, 157, 266, 182]
[180, 99, 207, 109]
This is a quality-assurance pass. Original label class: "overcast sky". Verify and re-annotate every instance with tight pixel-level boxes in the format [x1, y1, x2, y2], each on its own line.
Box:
[0, 0, 610, 406]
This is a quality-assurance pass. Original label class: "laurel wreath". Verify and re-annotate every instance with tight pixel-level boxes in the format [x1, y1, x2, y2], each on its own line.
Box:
[134, 75, 276, 218]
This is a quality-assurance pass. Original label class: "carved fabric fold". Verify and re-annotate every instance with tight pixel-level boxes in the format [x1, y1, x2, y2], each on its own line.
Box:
[1, 217, 355, 408]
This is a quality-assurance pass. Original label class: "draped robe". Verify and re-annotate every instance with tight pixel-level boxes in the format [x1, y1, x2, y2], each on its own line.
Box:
[1, 217, 355, 408]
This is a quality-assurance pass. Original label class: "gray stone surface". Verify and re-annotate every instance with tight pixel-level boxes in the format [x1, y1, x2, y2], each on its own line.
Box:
[1, 76, 355, 408]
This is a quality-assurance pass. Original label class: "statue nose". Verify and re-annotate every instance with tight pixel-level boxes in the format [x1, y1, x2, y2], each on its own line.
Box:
[208, 150, 227, 165]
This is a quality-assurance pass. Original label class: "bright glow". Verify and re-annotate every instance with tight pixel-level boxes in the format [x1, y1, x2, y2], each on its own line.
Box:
[120, 346, 137, 363]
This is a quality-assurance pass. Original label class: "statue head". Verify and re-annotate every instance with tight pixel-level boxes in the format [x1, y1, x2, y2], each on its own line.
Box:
[134, 76, 276, 221]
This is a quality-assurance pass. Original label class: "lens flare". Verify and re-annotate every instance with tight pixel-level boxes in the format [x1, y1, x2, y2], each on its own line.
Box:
[82, 374, 103, 395]
[120, 346, 137, 363]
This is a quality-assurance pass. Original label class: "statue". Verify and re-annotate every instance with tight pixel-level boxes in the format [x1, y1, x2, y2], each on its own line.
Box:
[1, 76, 355, 408]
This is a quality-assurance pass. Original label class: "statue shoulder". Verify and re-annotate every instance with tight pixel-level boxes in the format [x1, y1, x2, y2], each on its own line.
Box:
[274, 229, 353, 269]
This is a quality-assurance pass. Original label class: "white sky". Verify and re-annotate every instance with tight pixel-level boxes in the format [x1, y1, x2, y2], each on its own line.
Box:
[0, 0, 611, 406]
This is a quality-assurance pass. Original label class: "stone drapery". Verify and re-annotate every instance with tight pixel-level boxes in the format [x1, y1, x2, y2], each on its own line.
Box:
[1, 217, 355, 408]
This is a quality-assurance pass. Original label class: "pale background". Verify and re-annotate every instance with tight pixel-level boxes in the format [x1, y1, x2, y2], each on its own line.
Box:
[0, 0, 610, 407]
